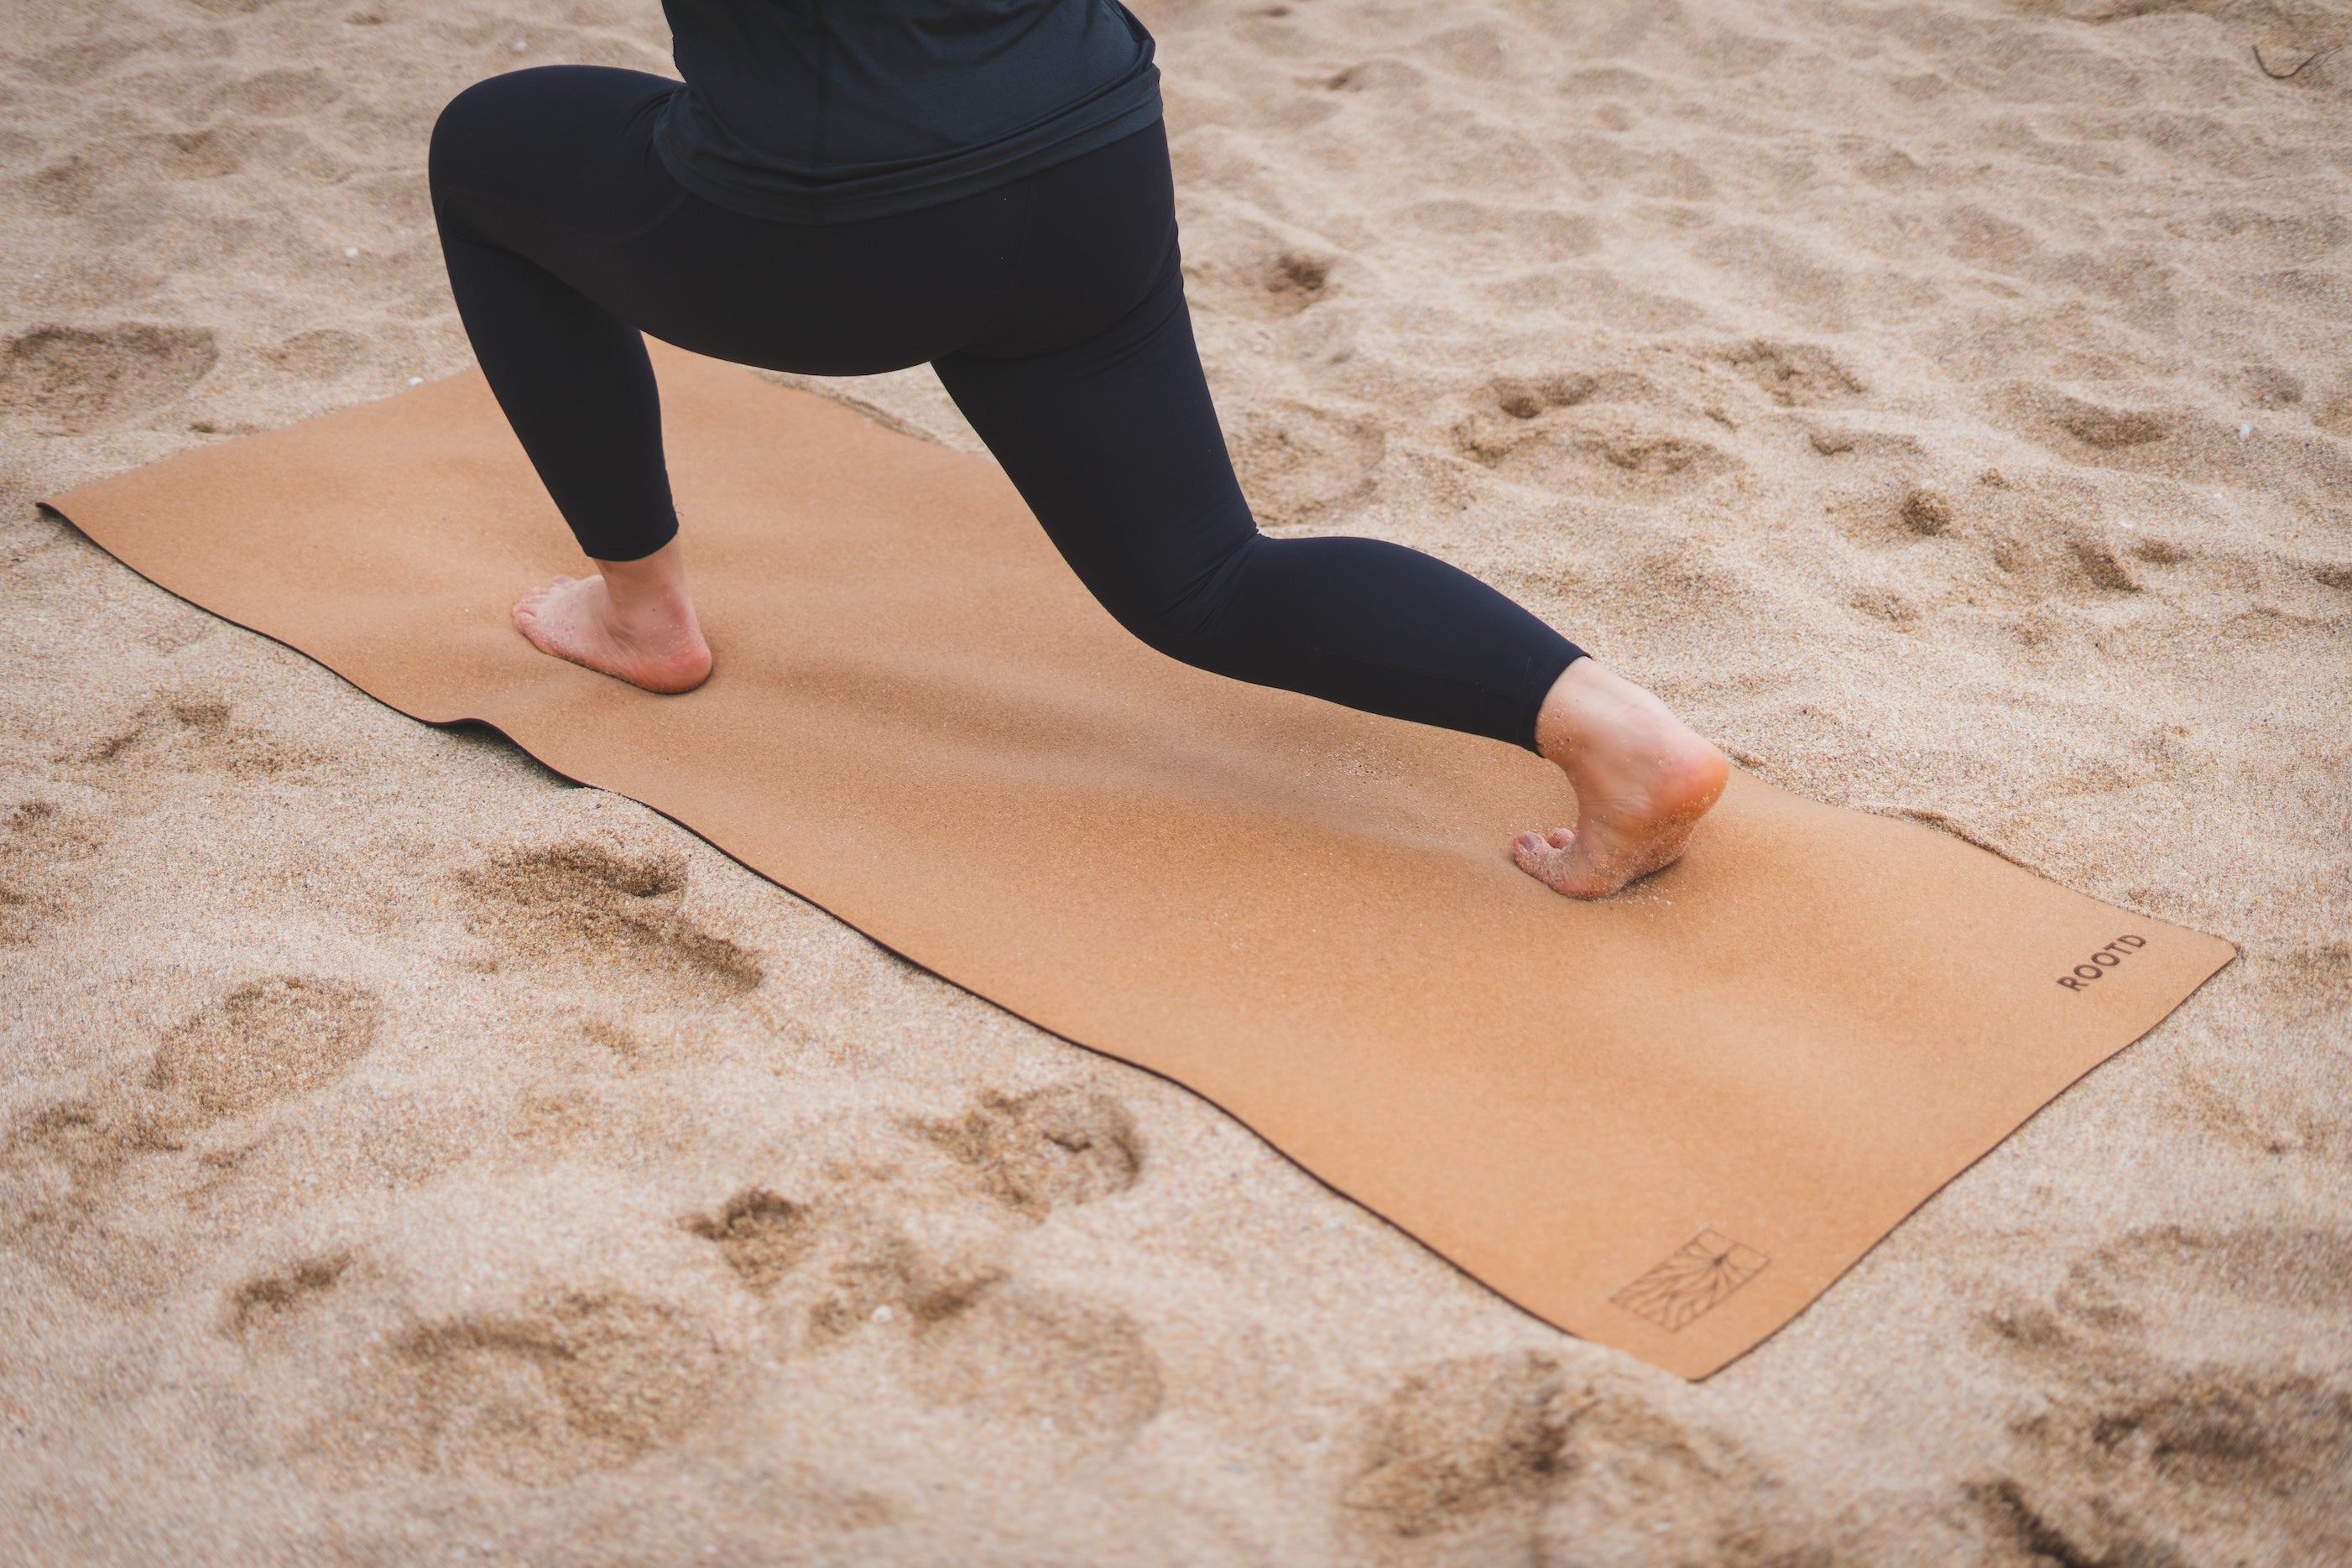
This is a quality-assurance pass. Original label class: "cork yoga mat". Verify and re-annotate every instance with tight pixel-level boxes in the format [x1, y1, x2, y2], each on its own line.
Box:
[49, 345, 2235, 1378]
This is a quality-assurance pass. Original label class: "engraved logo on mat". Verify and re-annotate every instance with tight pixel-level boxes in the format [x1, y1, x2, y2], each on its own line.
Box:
[2057, 932, 2148, 992]
[1610, 1230, 1771, 1331]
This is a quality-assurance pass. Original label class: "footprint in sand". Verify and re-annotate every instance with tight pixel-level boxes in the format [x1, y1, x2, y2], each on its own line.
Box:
[693, 1170, 1166, 1447]
[128, 122, 279, 183]
[1977, 1225, 2352, 1566]
[457, 838, 764, 1003]
[805, 1229, 1164, 1442]
[0, 323, 217, 435]
[310, 1289, 732, 1484]
[1850, 474, 2151, 607]
[910, 1083, 1145, 1221]
[1439, 368, 1721, 503]
[896, 1281, 1163, 1439]
[1184, 234, 1339, 321]
[1341, 1352, 1817, 1563]
[0, 798, 102, 947]
[224, 1250, 354, 1340]
[76, 694, 324, 779]
[263, 327, 364, 381]
[1955, 471, 2153, 604]
[1714, 339, 1866, 408]
[682, 1187, 817, 1294]
[1339, 1352, 1568, 1543]
[148, 975, 382, 1118]
[1453, 371, 1735, 501]
[2005, 383, 2352, 517]
[1898, 487, 1955, 536]
[1807, 425, 1925, 463]
[2226, 362, 2302, 412]
[0, 975, 381, 1302]
[0, 1097, 185, 1304]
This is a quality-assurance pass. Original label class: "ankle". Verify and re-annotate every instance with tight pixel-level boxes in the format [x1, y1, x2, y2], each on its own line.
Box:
[592, 539, 698, 637]
[1535, 659, 1665, 769]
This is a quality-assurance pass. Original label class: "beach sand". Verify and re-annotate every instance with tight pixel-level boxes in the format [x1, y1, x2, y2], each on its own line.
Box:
[3, 0, 2348, 1562]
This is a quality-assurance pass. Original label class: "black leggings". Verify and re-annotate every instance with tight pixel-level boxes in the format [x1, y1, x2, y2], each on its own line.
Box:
[429, 66, 1583, 751]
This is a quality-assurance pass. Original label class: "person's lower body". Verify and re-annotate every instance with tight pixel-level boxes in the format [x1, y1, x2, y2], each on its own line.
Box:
[428, 65, 1726, 894]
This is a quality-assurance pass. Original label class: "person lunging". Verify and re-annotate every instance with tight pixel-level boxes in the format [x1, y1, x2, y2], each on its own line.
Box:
[429, 6, 1725, 899]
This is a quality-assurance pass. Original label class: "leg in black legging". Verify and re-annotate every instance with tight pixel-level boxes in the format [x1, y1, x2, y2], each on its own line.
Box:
[430, 69, 687, 562]
[427, 66, 1731, 894]
[938, 242, 1579, 751]
[428, 68, 1580, 748]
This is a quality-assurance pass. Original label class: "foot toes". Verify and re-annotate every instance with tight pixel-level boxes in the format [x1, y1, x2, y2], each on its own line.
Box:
[514, 576, 580, 628]
[1512, 836, 1570, 892]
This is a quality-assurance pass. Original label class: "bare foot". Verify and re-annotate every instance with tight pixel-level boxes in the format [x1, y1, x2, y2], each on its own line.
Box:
[1512, 658, 1729, 898]
[511, 537, 712, 693]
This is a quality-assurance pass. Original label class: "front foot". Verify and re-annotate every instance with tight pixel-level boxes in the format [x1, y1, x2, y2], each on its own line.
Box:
[512, 562, 712, 694]
[1513, 659, 1729, 899]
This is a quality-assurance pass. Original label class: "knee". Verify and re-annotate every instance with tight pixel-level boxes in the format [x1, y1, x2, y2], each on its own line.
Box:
[432, 72, 545, 200]
[427, 77, 508, 201]
[431, 69, 576, 203]
[1107, 601, 1208, 668]
[1083, 534, 1262, 675]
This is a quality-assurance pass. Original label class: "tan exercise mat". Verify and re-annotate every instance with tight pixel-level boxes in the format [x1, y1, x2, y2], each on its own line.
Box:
[48, 344, 2234, 1378]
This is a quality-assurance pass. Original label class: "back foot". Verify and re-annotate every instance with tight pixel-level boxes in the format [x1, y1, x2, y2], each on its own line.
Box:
[1513, 659, 1729, 899]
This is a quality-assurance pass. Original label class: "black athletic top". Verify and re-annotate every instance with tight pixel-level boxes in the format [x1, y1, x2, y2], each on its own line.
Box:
[651, 0, 1162, 223]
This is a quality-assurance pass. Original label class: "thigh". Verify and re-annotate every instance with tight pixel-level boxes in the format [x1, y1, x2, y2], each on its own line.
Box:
[620, 190, 1025, 377]
[431, 66, 1030, 378]
[963, 119, 1180, 362]
[430, 73, 1174, 380]
[430, 66, 686, 245]
[935, 245, 1259, 620]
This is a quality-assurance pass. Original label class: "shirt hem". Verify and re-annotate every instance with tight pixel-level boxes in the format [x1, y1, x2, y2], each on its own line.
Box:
[653, 86, 1163, 226]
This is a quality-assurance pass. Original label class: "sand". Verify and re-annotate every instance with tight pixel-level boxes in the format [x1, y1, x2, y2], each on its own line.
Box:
[0, 0, 2346, 1562]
